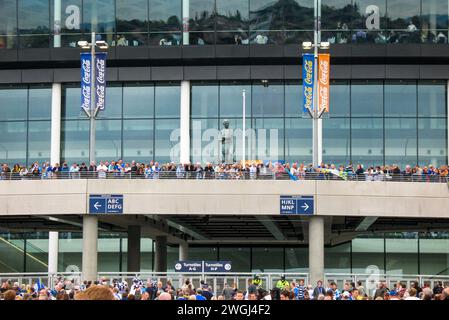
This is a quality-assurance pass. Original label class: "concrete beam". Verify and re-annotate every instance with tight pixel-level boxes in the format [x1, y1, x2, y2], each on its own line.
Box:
[148, 215, 208, 241]
[355, 217, 379, 231]
[256, 216, 287, 240]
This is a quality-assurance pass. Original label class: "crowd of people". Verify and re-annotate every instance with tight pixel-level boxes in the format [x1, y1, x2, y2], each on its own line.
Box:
[1, 276, 448, 301]
[1, 160, 448, 182]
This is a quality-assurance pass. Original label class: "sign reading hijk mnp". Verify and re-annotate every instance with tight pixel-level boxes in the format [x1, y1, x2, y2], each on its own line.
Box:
[280, 196, 314, 215]
[89, 194, 123, 214]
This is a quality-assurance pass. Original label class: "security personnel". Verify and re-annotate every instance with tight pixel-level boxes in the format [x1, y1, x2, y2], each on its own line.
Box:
[252, 275, 263, 288]
[276, 275, 289, 290]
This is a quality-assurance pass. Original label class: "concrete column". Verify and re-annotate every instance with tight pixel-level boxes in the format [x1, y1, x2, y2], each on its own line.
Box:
[51, 83, 62, 166]
[179, 242, 189, 261]
[82, 216, 98, 282]
[180, 81, 191, 164]
[54, 0, 62, 48]
[182, 0, 190, 45]
[309, 216, 324, 287]
[154, 236, 167, 273]
[127, 226, 141, 272]
[48, 231, 59, 274]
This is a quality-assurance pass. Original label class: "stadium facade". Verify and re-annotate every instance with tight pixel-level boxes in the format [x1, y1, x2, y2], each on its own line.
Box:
[0, 0, 449, 277]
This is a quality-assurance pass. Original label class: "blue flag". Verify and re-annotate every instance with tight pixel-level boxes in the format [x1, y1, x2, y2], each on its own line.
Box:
[285, 168, 298, 181]
[80, 52, 92, 112]
[95, 52, 107, 111]
[303, 53, 315, 113]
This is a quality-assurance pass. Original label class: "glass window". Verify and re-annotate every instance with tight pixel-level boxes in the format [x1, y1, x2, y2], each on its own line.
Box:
[149, 0, 182, 32]
[323, 118, 350, 166]
[191, 84, 219, 118]
[352, 237, 385, 273]
[28, 87, 52, 120]
[123, 84, 154, 119]
[58, 233, 82, 273]
[155, 119, 180, 163]
[191, 118, 220, 164]
[387, 0, 420, 30]
[18, 0, 50, 48]
[155, 85, 180, 118]
[285, 82, 302, 117]
[421, 0, 448, 43]
[116, 0, 148, 33]
[189, 0, 216, 32]
[62, 86, 84, 120]
[252, 82, 284, 117]
[0, 121, 27, 166]
[285, 118, 312, 164]
[351, 118, 383, 167]
[216, 0, 249, 31]
[101, 85, 123, 119]
[83, 0, 115, 44]
[418, 82, 446, 118]
[252, 247, 284, 273]
[250, 0, 284, 44]
[285, 247, 308, 272]
[61, 120, 90, 164]
[284, 0, 314, 30]
[123, 119, 154, 163]
[324, 242, 351, 274]
[353, 0, 386, 43]
[330, 80, 350, 117]
[321, 0, 353, 30]
[351, 81, 383, 117]
[253, 118, 284, 163]
[418, 118, 447, 167]
[219, 247, 251, 272]
[384, 81, 417, 117]
[53, 0, 82, 34]
[96, 120, 122, 161]
[385, 118, 417, 167]
[28, 121, 51, 165]
[189, 247, 218, 261]
[0, 87, 28, 121]
[0, 234, 25, 272]
[0, 0, 17, 49]
[419, 236, 449, 276]
[219, 83, 251, 118]
[386, 235, 418, 275]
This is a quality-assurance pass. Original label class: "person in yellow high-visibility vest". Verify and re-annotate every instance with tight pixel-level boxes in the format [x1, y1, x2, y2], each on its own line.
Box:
[276, 275, 289, 290]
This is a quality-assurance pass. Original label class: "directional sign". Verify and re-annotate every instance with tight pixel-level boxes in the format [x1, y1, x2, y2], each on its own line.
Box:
[280, 195, 314, 215]
[174, 261, 233, 273]
[174, 261, 203, 272]
[89, 195, 123, 214]
[204, 261, 232, 273]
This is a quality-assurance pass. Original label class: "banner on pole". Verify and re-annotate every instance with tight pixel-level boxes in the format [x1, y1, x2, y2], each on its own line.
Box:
[80, 52, 92, 112]
[318, 53, 330, 113]
[95, 52, 107, 111]
[302, 53, 315, 113]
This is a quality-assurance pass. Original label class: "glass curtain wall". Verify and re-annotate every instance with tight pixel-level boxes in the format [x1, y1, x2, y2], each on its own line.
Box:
[61, 82, 180, 165]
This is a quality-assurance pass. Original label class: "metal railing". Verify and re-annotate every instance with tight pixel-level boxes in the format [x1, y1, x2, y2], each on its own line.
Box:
[0, 171, 447, 183]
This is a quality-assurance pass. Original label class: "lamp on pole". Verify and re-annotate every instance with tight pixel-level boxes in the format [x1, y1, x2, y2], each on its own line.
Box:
[302, 0, 329, 168]
[78, 32, 109, 165]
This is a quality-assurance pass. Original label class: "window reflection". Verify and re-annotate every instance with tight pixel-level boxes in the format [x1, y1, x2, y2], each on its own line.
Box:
[384, 81, 416, 117]
[149, 0, 182, 45]
[18, 0, 50, 48]
[385, 118, 417, 167]
[418, 118, 447, 167]
[351, 118, 384, 167]
[0, 0, 17, 49]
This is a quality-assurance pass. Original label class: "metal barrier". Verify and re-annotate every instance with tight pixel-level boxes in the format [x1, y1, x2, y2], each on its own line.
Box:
[0, 171, 447, 183]
[324, 273, 449, 296]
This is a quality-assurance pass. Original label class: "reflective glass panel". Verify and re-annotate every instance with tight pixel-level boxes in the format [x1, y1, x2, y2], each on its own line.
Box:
[61, 120, 89, 164]
[285, 247, 308, 273]
[28, 86, 52, 120]
[323, 118, 350, 166]
[116, 0, 148, 33]
[253, 118, 284, 162]
[219, 247, 251, 272]
[418, 81, 446, 118]
[219, 83, 251, 118]
[387, 0, 420, 31]
[123, 84, 154, 119]
[352, 237, 385, 274]
[216, 0, 249, 31]
[0, 87, 28, 121]
[285, 82, 302, 117]
[285, 118, 312, 164]
[385, 118, 417, 167]
[0, 121, 27, 165]
[18, 0, 50, 34]
[252, 82, 284, 117]
[419, 237, 449, 275]
[418, 118, 447, 167]
[252, 247, 284, 273]
[0, 0, 17, 49]
[330, 80, 350, 117]
[386, 235, 418, 275]
[155, 85, 180, 118]
[101, 85, 123, 119]
[191, 118, 219, 164]
[83, 0, 115, 44]
[149, 0, 182, 32]
[96, 120, 122, 161]
[28, 121, 51, 165]
[284, 0, 314, 30]
[123, 119, 154, 163]
[325, 243, 351, 274]
[189, 0, 216, 32]
[155, 119, 180, 163]
[191, 84, 219, 118]
[384, 81, 417, 117]
[351, 118, 383, 167]
[351, 81, 383, 117]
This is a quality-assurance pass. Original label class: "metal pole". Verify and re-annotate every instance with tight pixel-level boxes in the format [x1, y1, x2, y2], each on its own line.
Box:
[312, 0, 323, 168]
[89, 32, 96, 165]
[242, 90, 246, 166]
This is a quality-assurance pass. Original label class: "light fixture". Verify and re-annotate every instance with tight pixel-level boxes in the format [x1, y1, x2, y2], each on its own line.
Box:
[261, 79, 269, 87]
[95, 40, 109, 49]
[302, 41, 312, 50]
[77, 40, 89, 47]
[320, 41, 330, 50]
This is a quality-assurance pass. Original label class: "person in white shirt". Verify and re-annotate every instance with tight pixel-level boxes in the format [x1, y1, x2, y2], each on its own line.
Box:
[69, 163, 80, 179]
[97, 162, 108, 179]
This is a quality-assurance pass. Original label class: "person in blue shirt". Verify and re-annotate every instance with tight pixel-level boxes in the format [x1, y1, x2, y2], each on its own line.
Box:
[195, 289, 207, 300]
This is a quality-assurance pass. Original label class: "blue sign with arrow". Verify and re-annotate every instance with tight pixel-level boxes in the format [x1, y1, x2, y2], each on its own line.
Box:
[89, 195, 123, 214]
[280, 195, 314, 215]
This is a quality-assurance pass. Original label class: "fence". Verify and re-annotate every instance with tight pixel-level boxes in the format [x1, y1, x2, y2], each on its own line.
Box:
[1, 171, 447, 183]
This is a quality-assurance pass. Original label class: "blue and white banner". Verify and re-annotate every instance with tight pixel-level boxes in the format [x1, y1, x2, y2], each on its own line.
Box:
[95, 52, 107, 111]
[80, 52, 92, 112]
[302, 53, 315, 113]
